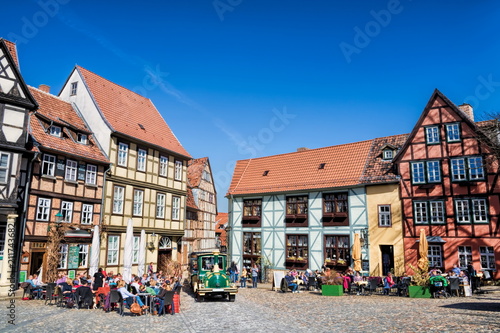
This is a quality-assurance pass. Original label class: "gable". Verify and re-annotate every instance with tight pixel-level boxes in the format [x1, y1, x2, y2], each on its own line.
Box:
[0, 39, 37, 109]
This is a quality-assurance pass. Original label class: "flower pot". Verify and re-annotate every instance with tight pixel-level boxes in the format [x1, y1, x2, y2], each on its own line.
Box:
[321, 284, 343, 296]
[408, 285, 431, 298]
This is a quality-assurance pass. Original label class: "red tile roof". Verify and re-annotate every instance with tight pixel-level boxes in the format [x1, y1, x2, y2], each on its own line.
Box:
[187, 157, 208, 187]
[227, 140, 374, 196]
[76, 66, 191, 158]
[2, 39, 18, 67]
[360, 134, 409, 184]
[215, 213, 228, 247]
[29, 86, 109, 164]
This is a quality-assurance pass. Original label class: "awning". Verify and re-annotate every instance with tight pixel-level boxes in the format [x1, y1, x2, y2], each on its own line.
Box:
[65, 229, 92, 238]
[415, 236, 446, 243]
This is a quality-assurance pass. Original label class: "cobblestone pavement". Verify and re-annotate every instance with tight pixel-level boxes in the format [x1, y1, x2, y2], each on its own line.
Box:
[1, 284, 499, 333]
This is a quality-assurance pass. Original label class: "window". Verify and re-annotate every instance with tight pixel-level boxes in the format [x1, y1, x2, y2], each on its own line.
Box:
[0, 152, 9, 183]
[286, 196, 308, 216]
[77, 133, 87, 144]
[112, 186, 125, 214]
[324, 235, 350, 266]
[455, 198, 488, 223]
[70, 82, 78, 95]
[59, 244, 68, 269]
[81, 204, 93, 224]
[468, 157, 484, 180]
[172, 196, 180, 220]
[458, 246, 473, 269]
[323, 193, 348, 215]
[49, 125, 61, 137]
[378, 205, 391, 227]
[0, 225, 5, 257]
[425, 126, 440, 144]
[427, 161, 441, 183]
[411, 161, 441, 184]
[117, 142, 128, 167]
[156, 193, 166, 218]
[132, 236, 140, 264]
[137, 148, 147, 172]
[79, 244, 89, 267]
[42, 154, 56, 177]
[85, 164, 97, 185]
[446, 123, 461, 142]
[174, 160, 182, 180]
[65, 159, 78, 181]
[202, 170, 212, 182]
[480, 247, 495, 270]
[61, 201, 73, 222]
[383, 149, 393, 160]
[243, 232, 261, 256]
[414, 200, 445, 224]
[133, 189, 144, 216]
[428, 245, 443, 268]
[107, 236, 119, 265]
[242, 199, 262, 227]
[451, 157, 484, 181]
[159, 156, 168, 177]
[411, 162, 425, 184]
[36, 198, 51, 221]
[286, 234, 308, 267]
[429, 201, 445, 223]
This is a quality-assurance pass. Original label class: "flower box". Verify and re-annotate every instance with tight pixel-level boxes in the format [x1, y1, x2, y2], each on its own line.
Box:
[322, 284, 343, 296]
[408, 286, 431, 298]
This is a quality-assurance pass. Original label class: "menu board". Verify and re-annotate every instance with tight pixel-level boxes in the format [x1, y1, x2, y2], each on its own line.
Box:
[68, 246, 80, 269]
[19, 271, 27, 282]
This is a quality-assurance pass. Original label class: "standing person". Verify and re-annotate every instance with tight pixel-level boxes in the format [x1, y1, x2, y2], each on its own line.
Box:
[229, 262, 236, 283]
[148, 262, 154, 275]
[467, 263, 477, 293]
[251, 264, 259, 288]
[93, 267, 105, 291]
[240, 267, 247, 288]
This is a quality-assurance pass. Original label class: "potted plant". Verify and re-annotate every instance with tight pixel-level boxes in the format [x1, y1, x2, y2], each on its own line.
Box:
[408, 263, 431, 298]
[321, 269, 344, 296]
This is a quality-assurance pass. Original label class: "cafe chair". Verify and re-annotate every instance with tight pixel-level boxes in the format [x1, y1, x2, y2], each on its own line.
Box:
[44, 283, 57, 305]
[448, 278, 460, 297]
[157, 291, 175, 316]
[109, 290, 124, 316]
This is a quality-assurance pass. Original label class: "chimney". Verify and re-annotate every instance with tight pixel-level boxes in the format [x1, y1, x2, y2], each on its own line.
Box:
[297, 147, 309, 152]
[458, 103, 474, 121]
[39, 84, 50, 93]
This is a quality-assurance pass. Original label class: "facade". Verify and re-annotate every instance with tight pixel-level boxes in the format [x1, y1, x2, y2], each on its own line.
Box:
[59, 66, 191, 276]
[361, 135, 409, 276]
[179, 158, 217, 275]
[394, 90, 500, 279]
[227, 142, 373, 273]
[0, 40, 38, 296]
[21, 86, 110, 280]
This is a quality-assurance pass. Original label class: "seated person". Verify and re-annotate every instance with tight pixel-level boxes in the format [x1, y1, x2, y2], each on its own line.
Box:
[59, 278, 74, 299]
[117, 280, 148, 310]
[383, 272, 396, 295]
[73, 279, 94, 308]
[284, 271, 298, 293]
[130, 276, 142, 294]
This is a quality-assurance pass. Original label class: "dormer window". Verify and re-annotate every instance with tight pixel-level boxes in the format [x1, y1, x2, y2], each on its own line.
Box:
[383, 149, 394, 160]
[77, 133, 88, 144]
[49, 125, 61, 137]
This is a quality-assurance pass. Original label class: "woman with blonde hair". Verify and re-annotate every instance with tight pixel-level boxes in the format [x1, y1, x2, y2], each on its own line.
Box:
[117, 280, 148, 309]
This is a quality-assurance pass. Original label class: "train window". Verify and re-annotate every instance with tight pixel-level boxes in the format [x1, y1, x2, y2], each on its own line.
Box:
[201, 257, 224, 270]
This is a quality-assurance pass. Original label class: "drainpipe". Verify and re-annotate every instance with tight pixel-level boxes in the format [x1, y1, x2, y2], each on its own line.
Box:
[100, 163, 112, 247]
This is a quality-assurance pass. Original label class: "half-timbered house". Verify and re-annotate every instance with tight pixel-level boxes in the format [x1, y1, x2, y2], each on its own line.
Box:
[21, 86, 109, 280]
[0, 39, 38, 296]
[394, 89, 500, 278]
[59, 66, 191, 275]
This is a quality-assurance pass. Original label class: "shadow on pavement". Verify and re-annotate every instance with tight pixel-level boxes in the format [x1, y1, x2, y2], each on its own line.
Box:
[440, 302, 500, 312]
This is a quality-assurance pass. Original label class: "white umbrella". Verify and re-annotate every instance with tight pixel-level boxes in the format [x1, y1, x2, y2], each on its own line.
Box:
[137, 229, 146, 277]
[123, 219, 134, 283]
[89, 225, 100, 278]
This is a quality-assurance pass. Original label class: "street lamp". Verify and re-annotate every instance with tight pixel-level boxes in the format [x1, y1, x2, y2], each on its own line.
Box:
[55, 211, 64, 223]
[148, 233, 157, 251]
[360, 227, 369, 249]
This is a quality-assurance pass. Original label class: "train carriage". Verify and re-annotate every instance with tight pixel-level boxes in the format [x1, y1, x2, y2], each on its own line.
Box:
[190, 250, 238, 302]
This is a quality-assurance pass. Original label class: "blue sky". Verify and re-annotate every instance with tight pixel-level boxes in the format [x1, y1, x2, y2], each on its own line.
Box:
[3, 0, 500, 211]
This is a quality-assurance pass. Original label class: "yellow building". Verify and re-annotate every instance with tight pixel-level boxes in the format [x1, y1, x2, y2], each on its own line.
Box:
[59, 66, 191, 276]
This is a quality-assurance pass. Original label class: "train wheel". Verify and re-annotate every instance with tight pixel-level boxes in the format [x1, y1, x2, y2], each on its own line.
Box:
[197, 294, 204, 302]
[228, 295, 235, 302]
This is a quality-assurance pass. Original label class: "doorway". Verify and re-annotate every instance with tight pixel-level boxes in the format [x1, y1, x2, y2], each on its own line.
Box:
[380, 245, 394, 275]
[30, 252, 45, 276]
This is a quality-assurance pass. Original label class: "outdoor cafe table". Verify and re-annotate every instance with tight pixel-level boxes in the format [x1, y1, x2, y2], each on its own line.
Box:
[137, 293, 155, 314]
